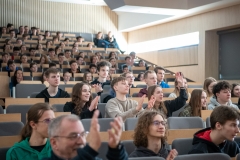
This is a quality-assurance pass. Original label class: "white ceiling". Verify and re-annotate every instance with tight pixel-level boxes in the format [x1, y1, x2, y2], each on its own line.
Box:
[44, 0, 240, 31]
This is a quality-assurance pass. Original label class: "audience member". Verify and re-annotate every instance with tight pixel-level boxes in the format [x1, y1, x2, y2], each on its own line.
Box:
[203, 77, 217, 97]
[138, 70, 157, 97]
[22, 34, 29, 41]
[109, 71, 136, 98]
[76, 56, 86, 65]
[30, 62, 39, 73]
[154, 66, 169, 88]
[69, 60, 81, 73]
[90, 55, 99, 65]
[64, 83, 102, 119]
[52, 36, 59, 44]
[56, 31, 63, 39]
[63, 38, 70, 46]
[1, 53, 10, 65]
[64, 50, 72, 60]
[189, 106, 240, 157]
[7, 103, 55, 160]
[48, 48, 56, 61]
[122, 65, 129, 73]
[20, 54, 28, 64]
[5, 60, 20, 72]
[11, 69, 24, 87]
[38, 34, 44, 42]
[179, 89, 207, 117]
[138, 60, 146, 67]
[231, 83, 240, 107]
[46, 41, 52, 50]
[13, 47, 21, 56]
[6, 23, 14, 33]
[45, 31, 51, 38]
[89, 64, 97, 74]
[18, 26, 24, 36]
[94, 31, 110, 48]
[143, 73, 187, 118]
[122, 56, 133, 71]
[62, 71, 71, 84]
[136, 72, 144, 81]
[36, 43, 45, 54]
[208, 81, 238, 110]
[44, 111, 128, 160]
[58, 53, 68, 65]
[16, 38, 23, 45]
[76, 36, 84, 46]
[109, 58, 118, 70]
[29, 47, 39, 59]
[9, 29, 16, 40]
[105, 77, 146, 121]
[129, 111, 178, 159]
[49, 62, 57, 68]
[55, 46, 62, 55]
[20, 44, 27, 54]
[105, 31, 123, 53]
[168, 75, 190, 98]
[129, 52, 137, 65]
[36, 68, 70, 102]
[39, 55, 50, 66]
[1, 26, 7, 35]
[24, 26, 29, 34]
[83, 72, 92, 84]
[91, 61, 111, 88]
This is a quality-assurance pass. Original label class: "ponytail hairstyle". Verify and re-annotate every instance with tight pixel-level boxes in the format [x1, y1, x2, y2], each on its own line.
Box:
[20, 103, 53, 141]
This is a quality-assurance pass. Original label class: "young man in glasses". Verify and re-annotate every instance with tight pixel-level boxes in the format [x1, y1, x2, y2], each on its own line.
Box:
[44, 110, 128, 160]
[129, 111, 178, 159]
[36, 68, 70, 102]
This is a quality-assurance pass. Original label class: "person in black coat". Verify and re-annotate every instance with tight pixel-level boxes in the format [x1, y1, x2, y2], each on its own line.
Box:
[64, 82, 102, 119]
[36, 68, 70, 102]
[188, 106, 240, 157]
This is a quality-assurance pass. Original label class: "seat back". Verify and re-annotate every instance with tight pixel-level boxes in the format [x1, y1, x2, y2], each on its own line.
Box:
[206, 117, 211, 128]
[6, 105, 32, 124]
[15, 84, 46, 98]
[103, 85, 111, 93]
[52, 104, 64, 112]
[97, 142, 108, 160]
[0, 147, 10, 160]
[125, 118, 138, 131]
[172, 138, 193, 155]
[236, 153, 240, 160]
[30, 92, 40, 98]
[172, 106, 185, 117]
[81, 118, 114, 131]
[167, 117, 204, 129]
[174, 153, 230, 160]
[122, 140, 136, 155]
[0, 105, 3, 114]
[100, 93, 110, 103]
[98, 103, 106, 117]
[0, 122, 24, 136]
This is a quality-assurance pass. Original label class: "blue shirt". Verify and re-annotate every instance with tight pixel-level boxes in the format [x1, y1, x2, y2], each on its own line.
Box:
[159, 81, 170, 88]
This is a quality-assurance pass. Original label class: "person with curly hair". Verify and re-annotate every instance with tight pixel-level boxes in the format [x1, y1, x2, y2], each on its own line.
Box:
[129, 111, 178, 159]
[63, 83, 102, 119]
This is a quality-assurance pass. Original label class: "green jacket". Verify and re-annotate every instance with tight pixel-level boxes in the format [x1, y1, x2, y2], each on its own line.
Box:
[6, 137, 51, 160]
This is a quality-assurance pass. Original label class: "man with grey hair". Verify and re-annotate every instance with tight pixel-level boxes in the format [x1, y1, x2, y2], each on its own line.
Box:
[43, 110, 127, 160]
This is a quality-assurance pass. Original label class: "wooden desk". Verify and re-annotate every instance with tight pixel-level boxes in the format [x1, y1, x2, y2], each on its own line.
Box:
[5, 98, 45, 108]
[0, 113, 21, 122]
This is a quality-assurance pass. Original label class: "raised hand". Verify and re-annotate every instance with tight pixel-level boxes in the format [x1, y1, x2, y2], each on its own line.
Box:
[108, 116, 123, 148]
[88, 110, 101, 152]
[166, 149, 178, 160]
[147, 95, 155, 110]
[175, 72, 184, 88]
[136, 95, 146, 111]
[92, 84, 103, 93]
[89, 96, 100, 111]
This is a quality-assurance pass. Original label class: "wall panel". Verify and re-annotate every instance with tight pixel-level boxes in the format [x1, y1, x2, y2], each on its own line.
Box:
[128, 4, 240, 82]
[0, 0, 118, 34]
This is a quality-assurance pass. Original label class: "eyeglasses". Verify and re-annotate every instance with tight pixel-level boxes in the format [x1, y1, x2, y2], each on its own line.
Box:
[152, 120, 167, 127]
[38, 118, 55, 124]
[126, 76, 135, 79]
[54, 131, 89, 140]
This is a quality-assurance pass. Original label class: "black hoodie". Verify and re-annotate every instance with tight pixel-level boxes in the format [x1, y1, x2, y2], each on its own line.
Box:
[129, 143, 170, 158]
[36, 88, 70, 102]
[90, 78, 111, 88]
[189, 127, 240, 157]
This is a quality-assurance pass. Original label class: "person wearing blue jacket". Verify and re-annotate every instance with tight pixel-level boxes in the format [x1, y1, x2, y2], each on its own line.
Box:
[154, 66, 170, 88]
